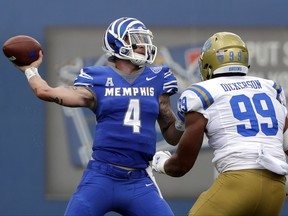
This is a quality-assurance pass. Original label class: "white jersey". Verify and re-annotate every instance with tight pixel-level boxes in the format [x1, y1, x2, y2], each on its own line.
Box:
[178, 75, 288, 174]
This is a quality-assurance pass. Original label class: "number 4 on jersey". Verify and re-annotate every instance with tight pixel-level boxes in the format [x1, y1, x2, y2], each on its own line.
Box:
[124, 99, 141, 133]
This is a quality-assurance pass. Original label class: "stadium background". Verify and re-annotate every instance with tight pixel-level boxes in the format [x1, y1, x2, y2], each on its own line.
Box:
[1, 0, 288, 215]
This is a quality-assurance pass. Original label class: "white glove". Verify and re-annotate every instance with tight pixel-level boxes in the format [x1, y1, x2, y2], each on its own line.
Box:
[152, 151, 172, 174]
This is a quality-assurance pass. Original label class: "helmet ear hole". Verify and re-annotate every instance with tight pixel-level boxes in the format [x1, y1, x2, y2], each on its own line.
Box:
[111, 42, 117, 49]
[207, 66, 213, 79]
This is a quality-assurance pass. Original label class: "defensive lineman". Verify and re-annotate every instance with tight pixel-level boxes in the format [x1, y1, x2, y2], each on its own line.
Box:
[153, 32, 288, 216]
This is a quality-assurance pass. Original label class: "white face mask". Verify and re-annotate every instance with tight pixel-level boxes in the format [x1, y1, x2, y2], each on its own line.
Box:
[119, 29, 157, 66]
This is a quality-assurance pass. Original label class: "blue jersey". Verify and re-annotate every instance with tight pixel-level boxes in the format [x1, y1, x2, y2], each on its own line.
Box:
[74, 65, 178, 168]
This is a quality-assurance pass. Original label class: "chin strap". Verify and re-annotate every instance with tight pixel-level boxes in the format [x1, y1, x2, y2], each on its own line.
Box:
[130, 52, 147, 66]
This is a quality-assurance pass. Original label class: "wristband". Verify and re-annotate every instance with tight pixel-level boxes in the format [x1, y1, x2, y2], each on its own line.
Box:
[24, 67, 40, 80]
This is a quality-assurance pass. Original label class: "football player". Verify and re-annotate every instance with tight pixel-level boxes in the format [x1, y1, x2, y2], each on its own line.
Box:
[15, 17, 184, 216]
[153, 32, 288, 216]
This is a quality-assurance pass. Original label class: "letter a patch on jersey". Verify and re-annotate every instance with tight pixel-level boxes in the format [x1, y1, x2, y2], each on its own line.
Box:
[105, 77, 114, 87]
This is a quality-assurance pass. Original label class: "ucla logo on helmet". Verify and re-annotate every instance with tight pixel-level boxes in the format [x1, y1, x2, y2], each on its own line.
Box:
[202, 39, 212, 52]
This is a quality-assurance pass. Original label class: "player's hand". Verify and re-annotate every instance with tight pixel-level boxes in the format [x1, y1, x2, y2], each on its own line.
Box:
[16, 50, 43, 73]
[152, 151, 172, 174]
[175, 111, 185, 131]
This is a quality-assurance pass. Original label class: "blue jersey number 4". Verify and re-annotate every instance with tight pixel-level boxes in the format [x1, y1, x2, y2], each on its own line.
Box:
[230, 93, 278, 137]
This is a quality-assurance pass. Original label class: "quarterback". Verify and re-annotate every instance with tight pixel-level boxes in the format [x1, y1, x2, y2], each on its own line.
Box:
[14, 17, 184, 216]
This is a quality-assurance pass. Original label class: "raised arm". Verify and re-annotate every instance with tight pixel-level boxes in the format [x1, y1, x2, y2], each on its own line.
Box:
[16, 51, 96, 109]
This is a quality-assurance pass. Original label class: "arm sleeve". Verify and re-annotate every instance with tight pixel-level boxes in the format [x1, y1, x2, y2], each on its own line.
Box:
[274, 82, 286, 106]
[178, 84, 213, 115]
[162, 66, 178, 95]
[74, 67, 95, 87]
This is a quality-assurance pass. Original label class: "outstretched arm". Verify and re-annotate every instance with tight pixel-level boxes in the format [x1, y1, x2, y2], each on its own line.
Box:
[16, 51, 96, 109]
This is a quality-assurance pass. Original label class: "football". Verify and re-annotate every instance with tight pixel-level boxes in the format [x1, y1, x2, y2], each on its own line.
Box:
[2, 35, 42, 66]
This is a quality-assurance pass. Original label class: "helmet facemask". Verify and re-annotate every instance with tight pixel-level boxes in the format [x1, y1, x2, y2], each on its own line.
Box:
[119, 28, 157, 66]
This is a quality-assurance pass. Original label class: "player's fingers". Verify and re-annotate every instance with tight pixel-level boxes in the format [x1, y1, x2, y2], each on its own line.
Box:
[39, 50, 44, 57]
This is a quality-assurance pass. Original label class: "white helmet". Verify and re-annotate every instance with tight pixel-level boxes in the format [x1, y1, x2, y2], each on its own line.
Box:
[103, 17, 157, 66]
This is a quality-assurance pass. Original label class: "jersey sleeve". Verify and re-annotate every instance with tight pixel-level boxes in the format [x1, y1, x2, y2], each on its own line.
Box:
[273, 82, 287, 107]
[161, 66, 178, 95]
[73, 67, 95, 87]
[178, 84, 214, 119]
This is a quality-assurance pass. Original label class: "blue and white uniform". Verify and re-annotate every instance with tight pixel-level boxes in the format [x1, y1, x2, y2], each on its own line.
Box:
[65, 65, 177, 216]
[178, 75, 288, 174]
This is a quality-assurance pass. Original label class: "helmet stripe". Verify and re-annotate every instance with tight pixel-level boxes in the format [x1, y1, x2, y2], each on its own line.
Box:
[110, 17, 145, 39]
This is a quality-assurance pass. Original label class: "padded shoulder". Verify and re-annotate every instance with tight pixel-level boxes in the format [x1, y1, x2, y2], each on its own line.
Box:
[74, 66, 110, 86]
[178, 84, 214, 113]
[148, 65, 178, 95]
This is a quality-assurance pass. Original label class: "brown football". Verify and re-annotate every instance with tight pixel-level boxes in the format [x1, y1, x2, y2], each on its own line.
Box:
[2, 35, 42, 66]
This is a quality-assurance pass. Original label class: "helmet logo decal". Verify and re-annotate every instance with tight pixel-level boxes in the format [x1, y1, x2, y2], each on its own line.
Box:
[202, 39, 212, 51]
[216, 50, 225, 62]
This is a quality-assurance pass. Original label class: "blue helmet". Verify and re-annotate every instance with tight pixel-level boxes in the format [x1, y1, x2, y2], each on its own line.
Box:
[103, 17, 157, 66]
